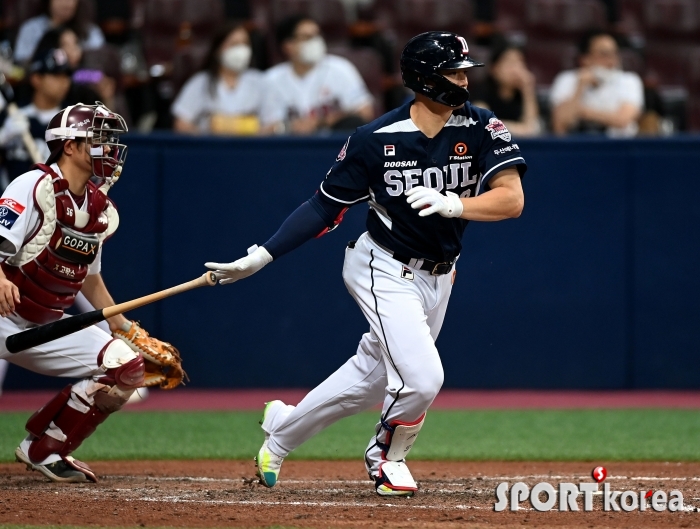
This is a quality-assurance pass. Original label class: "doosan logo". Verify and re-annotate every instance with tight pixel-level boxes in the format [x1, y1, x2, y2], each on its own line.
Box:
[494, 467, 685, 513]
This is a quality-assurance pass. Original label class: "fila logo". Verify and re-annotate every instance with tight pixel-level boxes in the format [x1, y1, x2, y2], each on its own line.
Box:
[384, 145, 395, 156]
[401, 266, 414, 281]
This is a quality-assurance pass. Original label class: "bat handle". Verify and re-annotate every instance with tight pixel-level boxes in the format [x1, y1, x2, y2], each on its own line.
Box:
[203, 271, 218, 286]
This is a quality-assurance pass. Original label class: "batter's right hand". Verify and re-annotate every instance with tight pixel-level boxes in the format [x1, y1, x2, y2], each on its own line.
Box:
[0, 277, 20, 317]
[205, 245, 273, 285]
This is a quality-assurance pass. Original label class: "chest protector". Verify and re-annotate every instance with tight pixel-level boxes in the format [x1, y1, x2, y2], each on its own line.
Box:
[1, 164, 119, 324]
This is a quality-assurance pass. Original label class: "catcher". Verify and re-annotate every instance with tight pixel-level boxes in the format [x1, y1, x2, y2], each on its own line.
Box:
[0, 102, 185, 483]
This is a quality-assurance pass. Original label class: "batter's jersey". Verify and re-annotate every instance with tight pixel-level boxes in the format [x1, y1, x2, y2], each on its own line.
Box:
[318, 100, 528, 263]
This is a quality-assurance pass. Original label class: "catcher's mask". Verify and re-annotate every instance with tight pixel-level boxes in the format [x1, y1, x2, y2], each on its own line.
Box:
[45, 101, 128, 189]
[400, 31, 484, 108]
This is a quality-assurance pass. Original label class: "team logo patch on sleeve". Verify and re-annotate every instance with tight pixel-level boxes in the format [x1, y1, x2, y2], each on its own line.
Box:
[336, 137, 350, 161]
[485, 117, 512, 142]
[0, 198, 26, 229]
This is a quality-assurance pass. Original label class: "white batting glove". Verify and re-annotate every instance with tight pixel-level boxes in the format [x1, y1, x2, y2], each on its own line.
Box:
[205, 244, 273, 285]
[406, 187, 464, 218]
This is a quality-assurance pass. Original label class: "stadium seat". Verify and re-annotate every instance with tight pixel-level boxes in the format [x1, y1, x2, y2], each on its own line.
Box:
[141, 0, 224, 68]
[375, 0, 473, 43]
[1, 0, 42, 39]
[524, 40, 579, 86]
[268, 0, 349, 42]
[646, 44, 700, 90]
[495, 0, 528, 33]
[643, 0, 700, 40]
[525, 0, 607, 38]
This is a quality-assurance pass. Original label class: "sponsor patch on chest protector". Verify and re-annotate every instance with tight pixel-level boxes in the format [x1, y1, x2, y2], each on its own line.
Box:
[401, 266, 414, 281]
[54, 231, 99, 264]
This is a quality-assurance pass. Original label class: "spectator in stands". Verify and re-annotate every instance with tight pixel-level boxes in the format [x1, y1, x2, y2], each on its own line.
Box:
[34, 27, 116, 111]
[13, 0, 104, 65]
[172, 23, 265, 135]
[260, 15, 374, 135]
[472, 41, 540, 137]
[0, 48, 71, 181]
[550, 30, 643, 137]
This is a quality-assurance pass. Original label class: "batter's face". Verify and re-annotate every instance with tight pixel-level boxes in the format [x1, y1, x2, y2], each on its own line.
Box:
[581, 35, 620, 70]
[440, 69, 469, 88]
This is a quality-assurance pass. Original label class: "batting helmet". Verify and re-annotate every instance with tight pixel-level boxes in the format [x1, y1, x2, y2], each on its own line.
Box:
[45, 101, 128, 188]
[400, 31, 484, 108]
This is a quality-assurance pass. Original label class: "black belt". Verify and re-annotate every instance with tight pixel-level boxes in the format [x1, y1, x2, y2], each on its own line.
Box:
[352, 237, 455, 276]
[391, 252, 455, 275]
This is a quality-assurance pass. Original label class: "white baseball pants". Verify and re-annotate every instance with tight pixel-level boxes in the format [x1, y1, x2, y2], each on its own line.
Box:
[266, 231, 454, 474]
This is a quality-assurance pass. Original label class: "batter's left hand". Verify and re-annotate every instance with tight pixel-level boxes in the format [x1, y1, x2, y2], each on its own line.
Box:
[406, 187, 464, 218]
[205, 245, 273, 285]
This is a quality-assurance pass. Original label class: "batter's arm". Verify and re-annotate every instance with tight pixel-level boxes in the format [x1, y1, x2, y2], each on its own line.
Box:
[459, 167, 524, 221]
[80, 273, 130, 332]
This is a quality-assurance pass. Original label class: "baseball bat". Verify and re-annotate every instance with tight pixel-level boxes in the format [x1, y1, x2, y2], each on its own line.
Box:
[6, 271, 218, 354]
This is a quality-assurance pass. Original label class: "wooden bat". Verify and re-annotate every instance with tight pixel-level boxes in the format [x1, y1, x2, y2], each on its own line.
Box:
[6, 272, 218, 354]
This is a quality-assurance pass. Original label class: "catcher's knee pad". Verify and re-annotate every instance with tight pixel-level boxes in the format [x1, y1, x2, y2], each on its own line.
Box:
[97, 339, 145, 390]
[378, 413, 425, 461]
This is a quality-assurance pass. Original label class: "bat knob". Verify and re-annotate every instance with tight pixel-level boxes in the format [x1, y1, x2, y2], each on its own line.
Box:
[207, 271, 218, 285]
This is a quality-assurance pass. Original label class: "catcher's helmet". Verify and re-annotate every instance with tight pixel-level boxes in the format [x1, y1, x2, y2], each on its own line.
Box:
[400, 31, 484, 108]
[45, 102, 128, 188]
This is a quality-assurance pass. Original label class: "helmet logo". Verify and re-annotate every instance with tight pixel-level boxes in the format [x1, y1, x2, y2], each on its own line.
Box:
[456, 36, 469, 55]
[454, 143, 468, 155]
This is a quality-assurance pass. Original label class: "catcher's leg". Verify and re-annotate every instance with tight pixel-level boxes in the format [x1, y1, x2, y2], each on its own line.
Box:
[16, 339, 144, 483]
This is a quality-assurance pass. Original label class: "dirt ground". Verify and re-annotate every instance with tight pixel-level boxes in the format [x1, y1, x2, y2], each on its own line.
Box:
[1, 460, 700, 528]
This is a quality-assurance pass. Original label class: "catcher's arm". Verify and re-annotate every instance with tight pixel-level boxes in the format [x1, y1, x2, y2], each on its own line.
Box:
[80, 273, 130, 332]
[113, 321, 187, 389]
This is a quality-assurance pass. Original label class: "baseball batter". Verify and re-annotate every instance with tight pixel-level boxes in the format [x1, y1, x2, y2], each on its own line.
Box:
[207, 32, 527, 496]
[0, 102, 183, 483]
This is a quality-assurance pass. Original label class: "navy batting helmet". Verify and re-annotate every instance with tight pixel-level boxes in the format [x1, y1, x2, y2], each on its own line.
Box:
[400, 31, 484, 108]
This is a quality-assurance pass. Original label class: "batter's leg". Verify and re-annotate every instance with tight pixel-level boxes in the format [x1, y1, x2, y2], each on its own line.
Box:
[266, 329, 387, 457]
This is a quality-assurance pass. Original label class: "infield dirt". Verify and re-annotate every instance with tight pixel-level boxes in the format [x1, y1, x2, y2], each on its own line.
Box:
[2, 460, 700, 528]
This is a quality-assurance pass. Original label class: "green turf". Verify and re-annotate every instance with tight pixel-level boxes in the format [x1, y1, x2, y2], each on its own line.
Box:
[1, 409, 699, 462]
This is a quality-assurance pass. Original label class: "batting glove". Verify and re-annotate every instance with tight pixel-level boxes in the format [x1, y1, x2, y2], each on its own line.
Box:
[205, 244, 273, 285]
[406, 187, 464, 218]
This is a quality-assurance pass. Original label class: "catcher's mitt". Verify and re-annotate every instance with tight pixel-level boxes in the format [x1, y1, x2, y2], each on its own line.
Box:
[113, 321, 187, 389]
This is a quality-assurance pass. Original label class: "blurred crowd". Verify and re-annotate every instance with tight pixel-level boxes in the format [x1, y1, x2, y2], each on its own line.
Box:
[0, 0, 696, 181]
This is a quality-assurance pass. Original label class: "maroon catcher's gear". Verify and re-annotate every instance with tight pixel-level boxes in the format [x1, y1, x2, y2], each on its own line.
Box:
[22, 340, 144, 481]
[0, 164, 118, 324]
[45, 101, 128, 187]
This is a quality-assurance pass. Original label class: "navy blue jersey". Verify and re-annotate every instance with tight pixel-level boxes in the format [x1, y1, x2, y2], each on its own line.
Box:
[318, 99, 527, 262]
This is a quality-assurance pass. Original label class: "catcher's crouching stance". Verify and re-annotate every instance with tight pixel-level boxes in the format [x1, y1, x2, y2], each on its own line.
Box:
[0, 102, 185, 483]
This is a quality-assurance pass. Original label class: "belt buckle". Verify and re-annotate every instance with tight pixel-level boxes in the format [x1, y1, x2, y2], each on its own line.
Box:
[431, 261, 453, 275]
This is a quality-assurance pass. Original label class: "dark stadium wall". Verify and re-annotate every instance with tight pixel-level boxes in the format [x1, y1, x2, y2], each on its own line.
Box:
[6, 135, 700, 390]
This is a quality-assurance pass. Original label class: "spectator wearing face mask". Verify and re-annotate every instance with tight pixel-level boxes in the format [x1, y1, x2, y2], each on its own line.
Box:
[550, 30, 643, 137]
[171, 23, 264, 135]
[13, 0, 105, 65]
[260, 15, 374, 135]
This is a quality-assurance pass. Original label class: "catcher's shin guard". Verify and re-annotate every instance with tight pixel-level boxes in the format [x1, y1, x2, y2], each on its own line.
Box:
[24, 341, 145, 476]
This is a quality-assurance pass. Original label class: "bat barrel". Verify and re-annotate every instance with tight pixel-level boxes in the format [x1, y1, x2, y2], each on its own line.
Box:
[6, 310, 105, 354]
